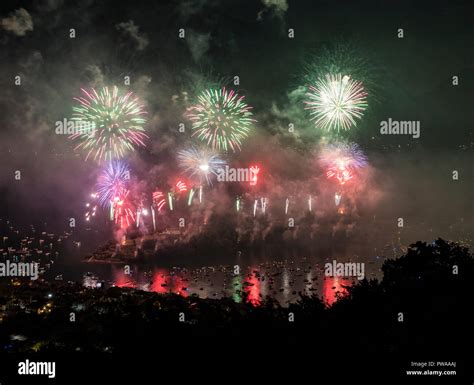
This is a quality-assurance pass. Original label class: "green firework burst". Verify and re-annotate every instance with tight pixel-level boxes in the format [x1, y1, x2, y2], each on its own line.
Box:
[187, 88, 255, 152]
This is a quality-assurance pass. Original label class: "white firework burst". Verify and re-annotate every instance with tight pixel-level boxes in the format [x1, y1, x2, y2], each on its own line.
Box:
[177, 146, 226, 185]
[305, 73, 368, 131]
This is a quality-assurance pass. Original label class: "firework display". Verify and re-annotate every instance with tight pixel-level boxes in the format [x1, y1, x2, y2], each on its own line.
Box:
[187, 88, 255, 152]
[89, 161, 137, 229]
[96, 161, 131, 208]
[305, 74, 367, 131]
[177, 147, 226, 185]
[319, 142, 368, 185]
[111, 191, 135, 229]
[152, 191, 166, 211]
[71, 43, 374, 236]
[84, 139, 370, 228]
[74, 76, 371, 230]
[69, 86, 148, 161]
[2, 4, 470, 384]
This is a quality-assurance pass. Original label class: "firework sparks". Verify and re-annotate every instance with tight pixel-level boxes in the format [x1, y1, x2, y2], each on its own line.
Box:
[319, 142, 368, 185]
[175, 180, 188, 193]
[187, 88, 255, 152]
[136, 208, 141, 228]
[95, 161, 135, 229]
[96, 161, 130, 208]
[69, 86, 147, 161]
[151, 207, 156, 230]
[305, 74, 367, 131]
[85, 193, 98, 222]
[152, 191, 166, 211]
[111, 191, 135, 229]
[177, 146, 226, 185]
[249, 165, 260, 186]
[261, 197, 267, 214]
[188, 189, 195, 206]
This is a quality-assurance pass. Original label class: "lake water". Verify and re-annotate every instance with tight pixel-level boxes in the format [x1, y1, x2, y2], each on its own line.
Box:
[46, 255, 383, 306]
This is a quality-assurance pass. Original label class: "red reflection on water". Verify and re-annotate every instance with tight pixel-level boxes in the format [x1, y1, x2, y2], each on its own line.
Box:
[323, 276, 350, 306]
[244, 272, 261, 306]
[113, 269, 136, 288]
[151, 269, 188, 297]
[151, 269, 169, 293]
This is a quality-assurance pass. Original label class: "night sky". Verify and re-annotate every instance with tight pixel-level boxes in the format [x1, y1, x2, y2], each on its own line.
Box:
[0, 0, 472, 261]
